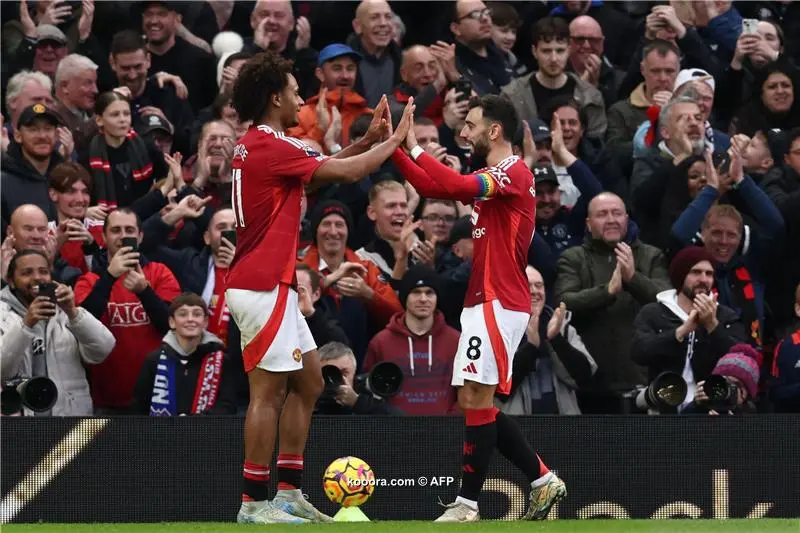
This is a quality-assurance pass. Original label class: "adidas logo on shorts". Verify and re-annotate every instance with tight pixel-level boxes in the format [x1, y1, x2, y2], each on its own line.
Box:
[462, 362, 477, 374]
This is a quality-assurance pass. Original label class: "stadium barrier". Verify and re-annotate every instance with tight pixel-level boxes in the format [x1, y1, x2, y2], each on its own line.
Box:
[2, 415, 799, 522]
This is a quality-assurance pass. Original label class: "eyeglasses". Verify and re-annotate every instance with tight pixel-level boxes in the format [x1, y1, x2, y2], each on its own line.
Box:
[422, 214, 457, 223]
[459, 8, 491, 21]
[570, 35, 603, 46]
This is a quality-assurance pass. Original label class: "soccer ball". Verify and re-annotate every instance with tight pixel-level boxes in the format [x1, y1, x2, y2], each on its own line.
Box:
[323, 456, 375, 507]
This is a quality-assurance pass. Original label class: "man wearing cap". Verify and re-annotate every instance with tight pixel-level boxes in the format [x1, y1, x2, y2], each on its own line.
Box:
[300, 200, 402, 366]
[365, 265, 460, 415]
[632, 247, 747, 410]
[287, 43, 370, 152]
[140, 111, 174, 155]
[1, 104, 64, 229]
[532, 113, 602, 256]
[12, 24, 69, 80]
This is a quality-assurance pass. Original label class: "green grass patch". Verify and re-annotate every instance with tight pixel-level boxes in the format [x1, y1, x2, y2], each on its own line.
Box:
[4, 520, 799, 533]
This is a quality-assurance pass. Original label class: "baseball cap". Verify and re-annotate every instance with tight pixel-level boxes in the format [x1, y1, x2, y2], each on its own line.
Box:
[36, 24, 67, 46]
[528, 118, 551, 143]
[18, 104, 62, 128]
[318, 44, 362, 67]
[765, 128, 789, 161]
[674, 68, 715, 93]
[532, 164, 558, 186]
[140, 112, 174, 136]
[447, 216, 473, 247]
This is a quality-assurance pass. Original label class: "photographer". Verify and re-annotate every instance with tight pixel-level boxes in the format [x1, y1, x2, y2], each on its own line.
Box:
[315, 342, 402, 416]
[1, 249, 114, 416]
[683, 344, 760, 415]
[133, 293, 236, 416]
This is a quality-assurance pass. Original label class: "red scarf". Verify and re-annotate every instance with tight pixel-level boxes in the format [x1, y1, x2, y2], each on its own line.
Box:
[192, 351, 224, 413]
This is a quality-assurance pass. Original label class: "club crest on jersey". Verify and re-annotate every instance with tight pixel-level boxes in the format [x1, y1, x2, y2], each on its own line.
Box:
[292, 348, 302, 362]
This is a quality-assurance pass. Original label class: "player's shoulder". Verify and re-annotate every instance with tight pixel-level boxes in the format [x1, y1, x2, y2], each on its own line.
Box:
[485, 156, 532, 187]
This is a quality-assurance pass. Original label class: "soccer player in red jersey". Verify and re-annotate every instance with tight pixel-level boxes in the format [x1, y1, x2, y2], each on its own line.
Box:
[392, 95, 567, 522]
[226, 51, 414, 524]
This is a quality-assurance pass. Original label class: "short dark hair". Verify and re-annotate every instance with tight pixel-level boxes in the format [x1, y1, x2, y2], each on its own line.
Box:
[489, 2, 520, 29]
[103, 207, 141, 234]
[296, 263, 321, 292]
[415, 116, 437, 128]
[110, 30, 146, 57]
[469, 94, 520, 143]
[7, 249, 49, 280]
[223, 51, 253, 69]
[169, 292, 208, 316]
[543, 96, 587, 128]
[642, 39, 681, 61]
[532, 17, 569, 46]
[49, 161, 92, 194]
[788, 127, 800, 147]
[421, 198, 459, 215]
[762, 18, 785, 48]
[231, 51, 294, 123]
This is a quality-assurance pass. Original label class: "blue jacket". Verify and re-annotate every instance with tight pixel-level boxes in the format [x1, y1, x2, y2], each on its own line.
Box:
[670, 177, 785, 344]
[537, 159, 604, 255]
[772, 327, 800, 413]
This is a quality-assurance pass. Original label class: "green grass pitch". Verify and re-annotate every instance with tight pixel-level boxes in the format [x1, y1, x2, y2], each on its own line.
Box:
[4, 521, 799, 533]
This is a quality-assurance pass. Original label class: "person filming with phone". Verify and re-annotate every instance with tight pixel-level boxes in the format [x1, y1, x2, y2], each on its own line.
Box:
[1, 249, 115, 416]
[74, 208, 181, 415]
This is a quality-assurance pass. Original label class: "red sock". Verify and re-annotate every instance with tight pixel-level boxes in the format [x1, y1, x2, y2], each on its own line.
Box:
[242, 461, 269, 502]
[537, 454, 550, 477]
[276, 454, 303, 491]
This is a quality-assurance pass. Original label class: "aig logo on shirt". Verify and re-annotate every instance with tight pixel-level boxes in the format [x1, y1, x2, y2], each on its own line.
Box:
[107, 302, 151, 327]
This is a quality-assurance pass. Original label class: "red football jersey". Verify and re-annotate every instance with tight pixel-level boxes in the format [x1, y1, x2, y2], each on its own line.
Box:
[226, 125, 327, 292]
[465, 156, 536, 312]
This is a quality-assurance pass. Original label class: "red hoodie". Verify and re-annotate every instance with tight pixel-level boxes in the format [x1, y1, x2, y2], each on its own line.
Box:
[364, 310, 460, 415]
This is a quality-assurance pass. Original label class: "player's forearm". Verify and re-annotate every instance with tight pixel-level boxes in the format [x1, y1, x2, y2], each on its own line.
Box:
[331, 137, 371, 159]
[391, 149, 455, 199]
[316, 138, 399, 183]
[414, 150, 482, 198]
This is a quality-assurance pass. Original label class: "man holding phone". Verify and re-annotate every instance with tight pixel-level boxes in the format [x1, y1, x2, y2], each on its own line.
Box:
[1, 249, 115, 416]
[74, 208, 182, 414]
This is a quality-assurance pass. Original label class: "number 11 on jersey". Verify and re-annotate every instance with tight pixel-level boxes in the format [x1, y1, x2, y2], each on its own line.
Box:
[232, 168, 245, 228]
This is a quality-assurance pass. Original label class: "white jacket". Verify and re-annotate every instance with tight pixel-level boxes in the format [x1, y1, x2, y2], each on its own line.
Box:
[0, 286, 115, 415]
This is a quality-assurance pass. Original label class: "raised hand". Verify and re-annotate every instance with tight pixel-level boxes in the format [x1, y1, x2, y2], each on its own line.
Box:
[411, 236, 438, 267]
[614, 242, 635, 282]
[216, 234, 236, 268]
[547, 302, 567, 340]
[155, 72, 189, 100]
[295, 16, 311, 50]
[57, 127, 74, 159]
[253, 18, 271, 50]
[107, 246, 139, 278]
[608, 262, 622, 295]
[18, 0, 37, 38]
[55, 282, 77, 320]
[326, 261, 368, 288]
[393, 98, 416, 149]
[78, 0, 95, 42]
[1, 234, 16, 280]
[23, 296, 57, 327]
[40, 0, 72, 27]
[363, 95, 390, 145]
[297, 284, 315, 317]
[702, 148, 720, 190]
[86, 204, 109, 221]
[315, 87, 331, 134]
[323, 106, 342, 152]
[123, 265, 149, 294]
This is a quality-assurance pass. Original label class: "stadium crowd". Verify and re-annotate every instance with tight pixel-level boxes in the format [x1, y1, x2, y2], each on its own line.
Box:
[1, 0, 799, 417]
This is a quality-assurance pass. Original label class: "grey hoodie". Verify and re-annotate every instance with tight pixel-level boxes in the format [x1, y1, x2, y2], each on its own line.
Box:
[0, 286, 115, 415]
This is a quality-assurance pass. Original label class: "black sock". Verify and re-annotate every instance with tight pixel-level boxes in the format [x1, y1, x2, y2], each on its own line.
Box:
[458, 407, 498, 503]
[242, 461, 269, 502]
[495, 412, 549, 483]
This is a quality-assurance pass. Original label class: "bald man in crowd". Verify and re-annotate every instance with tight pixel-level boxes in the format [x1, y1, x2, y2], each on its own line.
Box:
[568, 15, 622, 106]
[348, 0, 402, 107]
